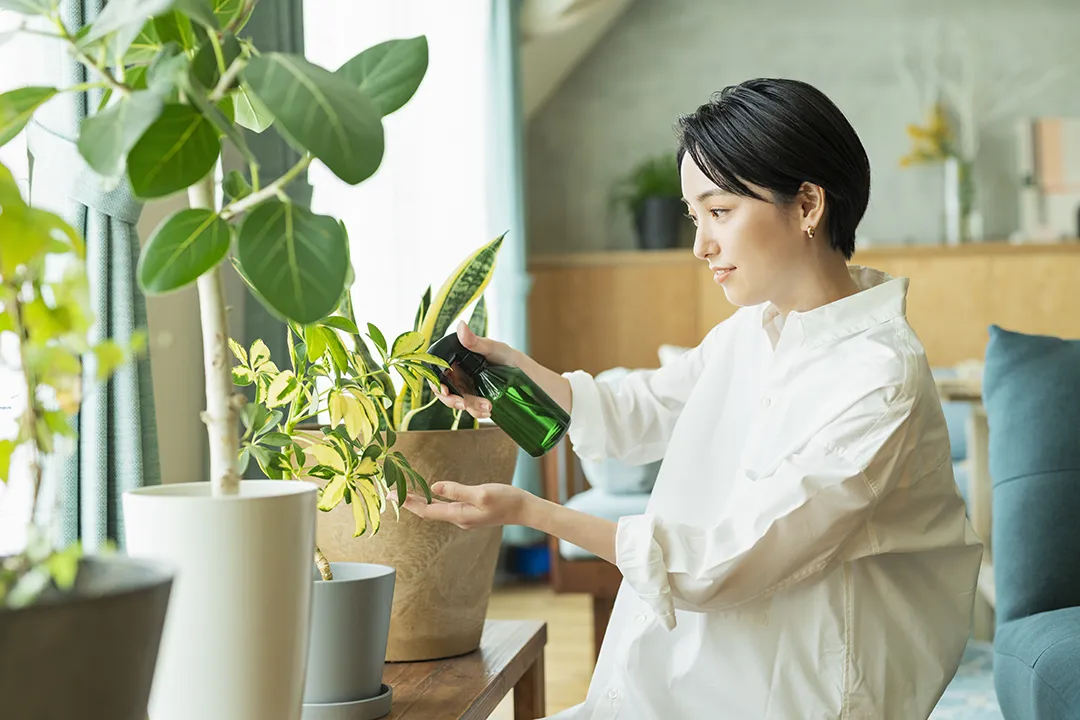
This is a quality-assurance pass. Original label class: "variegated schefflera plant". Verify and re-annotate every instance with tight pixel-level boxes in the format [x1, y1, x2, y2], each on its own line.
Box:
[229, 235, 504, 580]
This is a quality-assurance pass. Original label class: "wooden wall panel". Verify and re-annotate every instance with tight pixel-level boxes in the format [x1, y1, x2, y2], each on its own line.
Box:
[529, 244, 1080, 374]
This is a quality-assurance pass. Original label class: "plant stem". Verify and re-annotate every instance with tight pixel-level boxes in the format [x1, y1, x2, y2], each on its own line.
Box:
[51, 16, 129, 97]
[314, 546, 333, 581]
[190, 175, 242, 496]
[220, 155, 311, 220]
[209, 57, 246, 103]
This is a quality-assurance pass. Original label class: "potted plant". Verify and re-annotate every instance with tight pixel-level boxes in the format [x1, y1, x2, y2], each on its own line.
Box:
[231, 233, 517, 676]
[0, 159, 173, 720]
[611, 153, 687, 250]
[0, 2, 428, 718]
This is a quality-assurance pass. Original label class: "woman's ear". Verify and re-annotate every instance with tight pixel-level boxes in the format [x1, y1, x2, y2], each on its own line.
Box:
[798, 182, 826, 234]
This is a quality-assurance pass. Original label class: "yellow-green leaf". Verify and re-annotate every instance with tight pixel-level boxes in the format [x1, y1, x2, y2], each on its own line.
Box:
[399, 352, 447, 367]
[45, 542, 82, 590]
[249, 339, 270, 370]
[92, 339, 126, 381]
[228, 338, 247, 365]
[306, 325, 327, 363]
[419, 233, 504, 343]
[310, 443, 346, 474]
[231, 366, 253, 386]
[350, 481, 383, 536]
[354, 456, 377, 476]
[265, 370, 299, 408]
[349, 486, 368, 536]
[0, 439, 15, 483]
[391, 331, 425, 357]
[317, 476, 347, 511]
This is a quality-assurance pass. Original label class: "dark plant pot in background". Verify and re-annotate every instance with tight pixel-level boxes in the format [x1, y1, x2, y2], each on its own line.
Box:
[634, 196, 685, 250]
[0, 555, 173, 720]
[302, 563, 396, 720]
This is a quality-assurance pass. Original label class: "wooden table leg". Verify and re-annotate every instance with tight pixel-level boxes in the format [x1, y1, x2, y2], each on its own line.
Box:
[513, 651, 546, 720]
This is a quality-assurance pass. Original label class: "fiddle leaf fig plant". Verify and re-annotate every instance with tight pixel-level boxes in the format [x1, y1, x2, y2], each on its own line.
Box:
[0, 0, 430, 502]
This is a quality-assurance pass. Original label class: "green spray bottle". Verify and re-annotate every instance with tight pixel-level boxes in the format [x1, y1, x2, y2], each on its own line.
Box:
[426, 334, 569, 458]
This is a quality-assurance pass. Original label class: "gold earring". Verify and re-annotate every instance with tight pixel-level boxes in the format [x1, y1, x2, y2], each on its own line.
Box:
[807, 226, 816, 239]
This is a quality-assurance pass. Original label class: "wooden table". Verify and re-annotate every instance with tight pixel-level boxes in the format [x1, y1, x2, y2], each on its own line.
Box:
[384, 620, 548, 720]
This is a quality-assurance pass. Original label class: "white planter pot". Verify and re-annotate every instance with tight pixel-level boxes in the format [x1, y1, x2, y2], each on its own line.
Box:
[123, 480, 317, 720]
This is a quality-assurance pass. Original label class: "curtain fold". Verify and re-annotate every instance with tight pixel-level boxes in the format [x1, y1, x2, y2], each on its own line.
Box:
[28, 0, 160, 552]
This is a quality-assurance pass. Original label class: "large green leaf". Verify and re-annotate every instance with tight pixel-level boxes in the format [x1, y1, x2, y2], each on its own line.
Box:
[146, 42, 189, 99]
[183, 77, 254, 164]
[467, 295, 488, 337]
[138, 208, 231, 293]
[236, 200, 350, 324]
[77, 91, 164, 180]
[0, 0, 55, 15]
[123, 15, 195, 66]
[0, 87, 57, 148]
[419, 233, 505, 343]
[243, 53, 384, 185]
[335, 36, 428, 117]
[126, 103, 220, 199]
[233, 82, 273, 132]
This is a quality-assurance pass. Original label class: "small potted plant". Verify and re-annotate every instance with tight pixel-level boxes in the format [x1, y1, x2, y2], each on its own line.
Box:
[0, 160, 173, 720]
[611, 153, 687, 250]
[230, 233, 516, 703]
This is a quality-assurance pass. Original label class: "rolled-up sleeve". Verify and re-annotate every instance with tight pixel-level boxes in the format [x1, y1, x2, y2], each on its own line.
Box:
[616, 382, 918, 628]
[562, 317, 736, 464]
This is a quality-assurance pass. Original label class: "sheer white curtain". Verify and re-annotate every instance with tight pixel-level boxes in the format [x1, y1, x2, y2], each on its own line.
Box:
[0, 12, 63, 554]
[303, 0, 493, 342]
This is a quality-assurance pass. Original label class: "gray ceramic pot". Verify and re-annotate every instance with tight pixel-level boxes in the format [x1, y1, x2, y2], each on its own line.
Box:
[0, 555, 173, 720]
[303, 562, 396, 720]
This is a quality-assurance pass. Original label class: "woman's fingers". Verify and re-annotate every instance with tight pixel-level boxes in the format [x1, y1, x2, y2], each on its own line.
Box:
[430, 382, 492, 419]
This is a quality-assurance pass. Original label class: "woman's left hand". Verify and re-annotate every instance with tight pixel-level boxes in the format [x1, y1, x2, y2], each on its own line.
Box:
[403, 481, 533, 530]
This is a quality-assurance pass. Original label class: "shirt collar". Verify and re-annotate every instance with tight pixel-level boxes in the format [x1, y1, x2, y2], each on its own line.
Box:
[761, 265, 909, 349]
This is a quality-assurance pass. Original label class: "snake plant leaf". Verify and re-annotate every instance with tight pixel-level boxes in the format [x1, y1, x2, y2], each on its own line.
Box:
[468, 295, 488, 337]
[243, 53, 384, 185]
[419, 233, 504, 344]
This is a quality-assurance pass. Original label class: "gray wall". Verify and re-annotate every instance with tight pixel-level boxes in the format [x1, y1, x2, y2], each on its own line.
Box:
[526, 0, 1080, 254]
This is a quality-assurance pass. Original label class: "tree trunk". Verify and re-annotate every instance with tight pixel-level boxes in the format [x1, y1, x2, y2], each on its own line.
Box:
[190, 175, 241, 497]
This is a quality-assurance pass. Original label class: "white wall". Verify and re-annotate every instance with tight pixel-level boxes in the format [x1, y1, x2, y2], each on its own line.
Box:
[526, 0, 1080, 254]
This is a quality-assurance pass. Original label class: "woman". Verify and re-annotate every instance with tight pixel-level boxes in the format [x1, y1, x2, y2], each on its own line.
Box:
[404, 78, 983, 719]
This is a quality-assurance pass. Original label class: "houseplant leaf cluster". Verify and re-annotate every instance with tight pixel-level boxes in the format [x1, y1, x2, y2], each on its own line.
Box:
[0, 160, 141, 607]
[0, 0, 429, 497]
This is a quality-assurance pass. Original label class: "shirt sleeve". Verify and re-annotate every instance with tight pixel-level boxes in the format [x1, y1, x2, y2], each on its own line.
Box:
[561, 315, 739, 465]
[615, 378, 918, 629]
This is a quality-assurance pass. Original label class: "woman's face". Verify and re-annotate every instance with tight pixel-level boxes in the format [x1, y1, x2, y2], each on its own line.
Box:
[681, 153, 811, 309]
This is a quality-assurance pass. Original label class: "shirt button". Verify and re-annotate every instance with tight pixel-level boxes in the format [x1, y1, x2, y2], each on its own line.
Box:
[608, 689, 620, 700]
[637, 613, 648, 624]
[761, 396, 772, 407]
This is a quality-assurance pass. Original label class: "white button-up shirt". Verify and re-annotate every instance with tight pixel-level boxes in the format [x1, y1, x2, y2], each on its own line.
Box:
[552, 266, 983, 720]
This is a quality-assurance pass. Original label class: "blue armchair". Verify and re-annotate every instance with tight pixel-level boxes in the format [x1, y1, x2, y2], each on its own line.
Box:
[982, 325, 1080, 719]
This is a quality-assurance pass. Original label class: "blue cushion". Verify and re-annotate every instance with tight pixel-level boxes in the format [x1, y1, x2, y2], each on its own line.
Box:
[982, 325, 1080, 625]
[994, 608, 1080, 719]
[559, 489, 650, 560]
[933, 366, 971, 461]
[579, 456, 661, 495]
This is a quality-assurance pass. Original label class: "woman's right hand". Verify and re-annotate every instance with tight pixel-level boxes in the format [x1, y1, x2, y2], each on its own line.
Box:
[432, 321, 521, 420]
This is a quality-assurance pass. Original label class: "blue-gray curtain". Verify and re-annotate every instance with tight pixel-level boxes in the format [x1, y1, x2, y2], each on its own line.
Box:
[29, 0, 160, 551]
[489, 0, 542, 547]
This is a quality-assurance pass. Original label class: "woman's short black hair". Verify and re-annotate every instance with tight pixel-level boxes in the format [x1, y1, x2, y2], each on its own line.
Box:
[675, 78, 870, 260]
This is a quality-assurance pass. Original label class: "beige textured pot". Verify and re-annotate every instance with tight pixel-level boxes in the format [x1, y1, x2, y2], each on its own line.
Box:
[313, 425, 518, 661]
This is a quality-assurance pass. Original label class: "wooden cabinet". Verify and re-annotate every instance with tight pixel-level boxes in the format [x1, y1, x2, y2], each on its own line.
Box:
[528, 243, 1080, 372]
